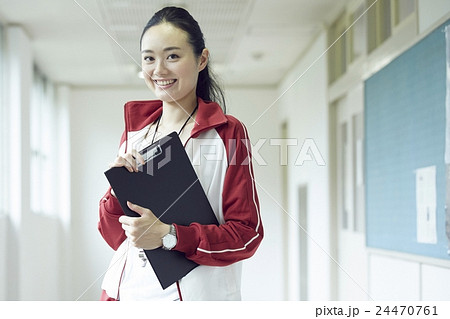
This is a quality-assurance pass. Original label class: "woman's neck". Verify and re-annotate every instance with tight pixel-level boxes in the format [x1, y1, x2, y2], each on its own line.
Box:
[161, 95, 198, 126]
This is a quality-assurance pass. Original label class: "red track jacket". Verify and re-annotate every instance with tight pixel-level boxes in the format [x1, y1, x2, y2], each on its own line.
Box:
[98, 98, 263, 300]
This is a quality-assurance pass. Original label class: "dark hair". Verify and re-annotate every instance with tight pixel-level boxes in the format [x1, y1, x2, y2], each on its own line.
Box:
[141, 6, 226, 113]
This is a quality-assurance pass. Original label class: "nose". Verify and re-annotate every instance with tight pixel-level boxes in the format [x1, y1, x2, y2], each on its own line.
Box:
[153, 59, 168, 78]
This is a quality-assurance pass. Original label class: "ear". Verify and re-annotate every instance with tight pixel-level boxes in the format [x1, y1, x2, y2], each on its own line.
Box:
[198, 48, 209, 72]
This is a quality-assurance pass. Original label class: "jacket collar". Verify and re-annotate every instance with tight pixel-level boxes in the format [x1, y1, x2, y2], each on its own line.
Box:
[124, 97, 228, 137]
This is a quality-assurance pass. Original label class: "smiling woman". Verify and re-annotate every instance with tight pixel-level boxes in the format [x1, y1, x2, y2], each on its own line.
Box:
[139, 7, 226, 113]
[98, 6, 263, 301]
[140, 22, 207, 111]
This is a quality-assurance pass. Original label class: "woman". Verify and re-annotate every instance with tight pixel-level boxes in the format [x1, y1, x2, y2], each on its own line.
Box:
[98, 6, 263, 301]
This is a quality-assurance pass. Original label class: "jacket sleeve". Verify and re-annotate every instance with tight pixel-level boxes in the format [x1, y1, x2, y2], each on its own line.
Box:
[173, 121, 264, 266]
[98, 187, 127, 250]
[98, 131, 127, 250]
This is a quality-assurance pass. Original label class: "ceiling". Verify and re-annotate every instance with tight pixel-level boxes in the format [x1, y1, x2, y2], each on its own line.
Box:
[0, 0, 350, 87]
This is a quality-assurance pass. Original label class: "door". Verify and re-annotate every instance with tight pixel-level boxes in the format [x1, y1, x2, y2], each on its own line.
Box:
[333, 84, 369, 300]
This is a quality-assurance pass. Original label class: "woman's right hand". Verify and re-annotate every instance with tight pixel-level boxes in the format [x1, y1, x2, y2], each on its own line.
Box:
[109, 150, 145, 198]
[110, 149, 145, 173]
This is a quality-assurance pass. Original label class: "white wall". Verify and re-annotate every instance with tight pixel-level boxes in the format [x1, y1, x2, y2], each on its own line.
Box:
[5, 24, 32, 301]
[369, 252, 450, 301]
[369, 254, 421, 300]
[226, 87, 283, 300]
[422, 264, 450, 300]
[68, 87, 154, 300]
[1, 25, 64, 300]
[277, 31, 331, 300]
[418, 0, 450, 34]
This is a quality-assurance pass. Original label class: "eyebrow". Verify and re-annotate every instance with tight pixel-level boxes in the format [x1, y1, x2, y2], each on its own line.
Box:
[141, 46, 181, 54]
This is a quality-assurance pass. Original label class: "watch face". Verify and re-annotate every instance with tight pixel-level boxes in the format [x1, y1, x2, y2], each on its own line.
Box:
[163, 234, 177, 250]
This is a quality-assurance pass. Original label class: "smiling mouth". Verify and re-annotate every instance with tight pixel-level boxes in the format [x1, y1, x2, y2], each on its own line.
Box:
[154, 79, 176, 86]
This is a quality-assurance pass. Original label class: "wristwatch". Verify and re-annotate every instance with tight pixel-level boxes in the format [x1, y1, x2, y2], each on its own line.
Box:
[161, 224, 177, 250]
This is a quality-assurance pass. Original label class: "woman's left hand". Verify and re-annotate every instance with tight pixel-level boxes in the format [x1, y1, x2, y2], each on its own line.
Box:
[119, 201, 170, 250]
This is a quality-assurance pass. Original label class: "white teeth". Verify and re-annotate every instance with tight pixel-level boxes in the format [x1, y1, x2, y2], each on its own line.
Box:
[155, 79, 175, 86]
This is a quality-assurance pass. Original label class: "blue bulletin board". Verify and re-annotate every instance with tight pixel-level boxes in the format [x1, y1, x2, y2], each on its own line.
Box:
[365, 19, 450, 259]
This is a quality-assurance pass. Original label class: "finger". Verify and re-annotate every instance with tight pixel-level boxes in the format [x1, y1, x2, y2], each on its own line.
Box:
[119, 215, 136, 225]
[121, 223, 130, 232]
[127, 201, 143, 216]
[127, 201, 154, 217]
[126, 149, 145, 172]
[111, 156, 134, 173]
[122, 153, 139, 172]
[131, 149, 146, 166]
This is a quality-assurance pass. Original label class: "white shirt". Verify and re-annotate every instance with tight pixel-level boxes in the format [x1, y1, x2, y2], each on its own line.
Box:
[115, 240, 179, 301]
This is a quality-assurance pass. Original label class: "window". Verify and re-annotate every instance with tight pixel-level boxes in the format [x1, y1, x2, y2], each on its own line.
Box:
[328, 0, 417, 83]
[350, 3, 368, 63]
[328, 12, 349, 84]
[30, 67, 56, 216]
[367, 0, 392, 53]
[394, 0, 416, 26]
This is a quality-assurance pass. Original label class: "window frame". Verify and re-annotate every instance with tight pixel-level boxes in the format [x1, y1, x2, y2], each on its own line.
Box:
[30, 66, 56, 216]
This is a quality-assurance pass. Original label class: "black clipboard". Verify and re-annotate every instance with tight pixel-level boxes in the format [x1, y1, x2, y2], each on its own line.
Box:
[104, 132, 218, 289]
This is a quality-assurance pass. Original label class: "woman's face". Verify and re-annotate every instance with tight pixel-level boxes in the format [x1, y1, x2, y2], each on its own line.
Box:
[141, 23, 208, 106]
